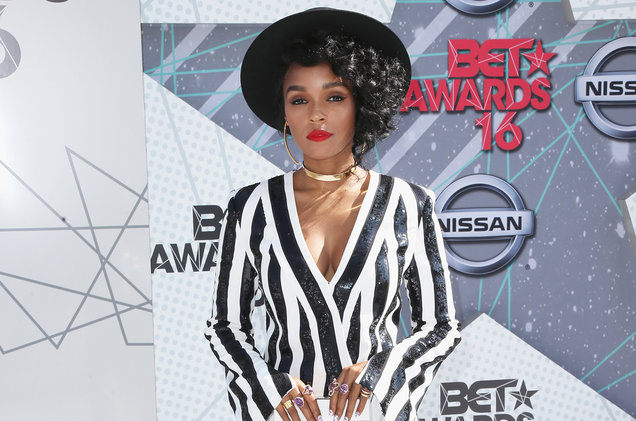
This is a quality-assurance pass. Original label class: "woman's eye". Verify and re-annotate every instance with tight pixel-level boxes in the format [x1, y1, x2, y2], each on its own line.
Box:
[290, 98, 307, 105]
[328, 95, 345, 102]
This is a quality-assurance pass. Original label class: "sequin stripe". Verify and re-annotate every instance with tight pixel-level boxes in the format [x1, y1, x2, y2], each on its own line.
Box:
[357, 346, 391, 391]
[395, 400, 412, 421]
[267, 176, 342, 395]
[240, 257, 258, 332]
[408, 184, 452, 324]
[346, 295, 362, 363]
[375, 323, 455, 416]
[207, 322, 275, 417]
[403, 258, 423, 330]
[420, 192, 452, 323]
[213, 194, 240, 322]
[393, 195, 409, 288]
[366, 241, 389, 357]
[298, 300, 316, 384]
[264, 300, 280, 362]
[378, 289, 400, 352]
[249, 199, 266, 279]
[228, 367, 261, 421]
[267, 248, 293, 374]
[379, 359, 406, 412]
[225, 368, 256, 421]
[407, 336, 461, 402]
[334, 175, 394, 318]
[373, 240, 391, 351]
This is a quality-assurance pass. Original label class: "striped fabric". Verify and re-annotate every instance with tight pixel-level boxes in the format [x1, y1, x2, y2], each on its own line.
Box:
[205, 170, 461, 421]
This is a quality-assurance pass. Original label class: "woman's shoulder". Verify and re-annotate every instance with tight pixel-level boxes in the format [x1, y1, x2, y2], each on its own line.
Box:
[376, 172, 436, 201]
[228, 173, 285, 209]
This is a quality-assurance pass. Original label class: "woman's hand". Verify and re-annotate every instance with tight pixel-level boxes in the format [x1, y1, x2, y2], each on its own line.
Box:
[329, 361, 371, 421]
[275, 376, 322, 421]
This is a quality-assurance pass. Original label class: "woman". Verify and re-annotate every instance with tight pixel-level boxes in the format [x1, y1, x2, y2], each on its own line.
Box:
[205, 8, 461, 421]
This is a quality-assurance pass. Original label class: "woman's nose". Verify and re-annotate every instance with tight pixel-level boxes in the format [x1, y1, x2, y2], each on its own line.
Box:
[309, 105, 326, 123]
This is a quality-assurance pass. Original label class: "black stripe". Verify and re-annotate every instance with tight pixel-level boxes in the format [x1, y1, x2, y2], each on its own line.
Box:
[239, 256, 257, 332]
[358, 347, 391, 391]
[396, 400, 411, 421]
[408, 184, 451, 322]
[408, 336, 461, 394]
[334, 175, 394, 318]
[379, 293, 400, 352]
[368, 241, 389, 357]
[380, 359, 406, 411]
[268, 176, 342, 394]
[208, 326, 271, 416]
[346, 295, 361, 363]
[267, 247, 293, 374]
[226, 369, 253, 421]
[214, 195, 240, 322]
[265, 299, 280, 362]
[393, 194, 409, 295]
[249, 199, 265, 285]
[404, 257, 424, 330]
[298, 300, 315, 384]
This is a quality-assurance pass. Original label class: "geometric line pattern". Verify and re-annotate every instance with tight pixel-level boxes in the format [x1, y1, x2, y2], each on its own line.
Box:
[0, 148, 152, 354]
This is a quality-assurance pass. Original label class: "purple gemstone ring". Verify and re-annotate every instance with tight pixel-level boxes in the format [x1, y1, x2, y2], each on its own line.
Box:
[294, 396, 304, 408]
[302, 385, 313, 395]
[339, 383, 349, 394]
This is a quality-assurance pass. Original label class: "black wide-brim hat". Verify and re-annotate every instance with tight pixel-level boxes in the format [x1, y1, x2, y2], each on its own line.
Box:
[240, 8, 411, 131]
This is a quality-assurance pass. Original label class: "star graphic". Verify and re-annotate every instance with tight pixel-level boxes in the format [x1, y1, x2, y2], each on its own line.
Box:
[522, 40, 556, 76]
[509, 381, 539, 410]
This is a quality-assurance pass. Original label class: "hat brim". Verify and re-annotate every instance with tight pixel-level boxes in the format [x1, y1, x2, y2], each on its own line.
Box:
[240, 8, 411, 131]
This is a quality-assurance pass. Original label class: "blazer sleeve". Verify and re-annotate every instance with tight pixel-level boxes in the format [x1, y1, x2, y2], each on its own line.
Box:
[355, 186, 461, 421]
[205, 189, 294, 421]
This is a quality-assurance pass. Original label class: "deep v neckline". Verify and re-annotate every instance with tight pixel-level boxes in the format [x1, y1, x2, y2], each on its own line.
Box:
[284, 170, 379, 287]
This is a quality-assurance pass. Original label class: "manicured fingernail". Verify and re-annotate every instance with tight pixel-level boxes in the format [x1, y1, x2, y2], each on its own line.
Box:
[318, 417, 322, 421]
[329, 409, 333, 416]
[354, 412, 360, 419]
[343, 417, 349, 421]
[334, 416, 339, 421]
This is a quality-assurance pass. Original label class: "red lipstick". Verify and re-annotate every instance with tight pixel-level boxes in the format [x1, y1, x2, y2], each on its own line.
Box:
[307, 129, 333, 142]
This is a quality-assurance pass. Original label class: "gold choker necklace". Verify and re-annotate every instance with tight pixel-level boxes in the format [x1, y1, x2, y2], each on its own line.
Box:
[302, 164, 356, 181]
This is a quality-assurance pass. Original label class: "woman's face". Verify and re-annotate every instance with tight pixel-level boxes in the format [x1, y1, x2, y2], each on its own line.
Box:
[282, 62, 356, 165]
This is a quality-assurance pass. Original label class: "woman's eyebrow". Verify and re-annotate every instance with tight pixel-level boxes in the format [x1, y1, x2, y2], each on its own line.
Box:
[323, 81, 347, 89]
[285, 85, 305, 94]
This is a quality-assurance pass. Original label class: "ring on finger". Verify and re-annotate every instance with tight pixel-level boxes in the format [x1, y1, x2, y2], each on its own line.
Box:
[360, 388, 372, 398]
[294, 396, 304, 408]
[302, 385, 313, 395]
[339, 383, 349, 394]
[283, 400, 293, 409]
[328, 379, 340, 396]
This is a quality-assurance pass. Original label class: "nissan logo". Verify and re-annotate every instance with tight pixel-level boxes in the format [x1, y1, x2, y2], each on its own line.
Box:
[435, 175, 534, 275]
[575, 37, 636, 140]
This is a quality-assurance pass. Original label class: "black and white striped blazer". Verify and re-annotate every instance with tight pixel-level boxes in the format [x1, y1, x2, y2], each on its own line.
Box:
[205, 171, 461, 421]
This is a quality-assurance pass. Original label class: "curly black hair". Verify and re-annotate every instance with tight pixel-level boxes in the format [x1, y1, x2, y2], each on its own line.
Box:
[279, 32, 408, 167]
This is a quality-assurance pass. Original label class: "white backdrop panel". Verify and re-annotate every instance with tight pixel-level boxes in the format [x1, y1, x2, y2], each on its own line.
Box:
[0, 0, 155, 420]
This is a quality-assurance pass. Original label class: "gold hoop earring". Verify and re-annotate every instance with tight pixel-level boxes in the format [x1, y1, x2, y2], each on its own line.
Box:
[361, 142, 367, 154]
[283, 121, 300, 165]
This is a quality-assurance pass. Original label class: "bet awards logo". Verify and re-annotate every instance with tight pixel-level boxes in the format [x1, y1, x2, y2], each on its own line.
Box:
[434, 175, 534, 275]
[445, 0, 514, 14]
[575, 37, 636, 140]
[424, 379, 539, 421]
[150, 205, 223, 273]
[401, 38, 555, 152]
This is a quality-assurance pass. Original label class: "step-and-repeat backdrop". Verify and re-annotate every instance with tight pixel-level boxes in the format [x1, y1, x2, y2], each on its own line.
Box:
[1, 0, 634, 420]
[140, 1, 635, 421]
